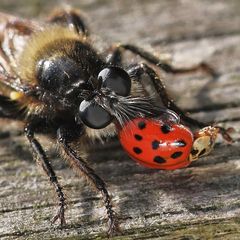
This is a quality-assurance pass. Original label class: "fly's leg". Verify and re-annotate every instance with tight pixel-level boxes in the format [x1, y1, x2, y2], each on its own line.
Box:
[24, 122, 67, 226]
[48, 8, 89, 36]
[106, 47, 123, 66]
[127, 63, 233, 142]
[57, 126, 119, 237]
[127, 63, 205, 127]
[108, 43, 218, 77]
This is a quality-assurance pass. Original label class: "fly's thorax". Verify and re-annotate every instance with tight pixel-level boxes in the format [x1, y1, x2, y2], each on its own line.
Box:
[17, 26, 105, 93]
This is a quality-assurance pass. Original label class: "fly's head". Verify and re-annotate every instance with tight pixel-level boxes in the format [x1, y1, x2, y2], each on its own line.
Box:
[77, 66, 176, 129]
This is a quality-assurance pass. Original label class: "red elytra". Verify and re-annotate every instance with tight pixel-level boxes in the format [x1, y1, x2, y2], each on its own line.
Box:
[119, 118, 194, 170]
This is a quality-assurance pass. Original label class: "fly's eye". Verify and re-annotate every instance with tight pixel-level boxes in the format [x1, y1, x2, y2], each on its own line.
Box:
[79, 100, 113, 129]
[98, 67, 131, 96]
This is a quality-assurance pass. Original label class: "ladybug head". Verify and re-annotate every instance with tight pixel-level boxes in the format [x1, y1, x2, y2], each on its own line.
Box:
[78, 67, 178, 129]
[190, 126, 219, 161]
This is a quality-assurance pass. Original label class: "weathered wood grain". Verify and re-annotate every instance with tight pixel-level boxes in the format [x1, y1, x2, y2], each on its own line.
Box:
[0, 0, 240, 239]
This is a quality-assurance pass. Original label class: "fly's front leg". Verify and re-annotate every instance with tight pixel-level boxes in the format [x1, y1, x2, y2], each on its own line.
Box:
[109, 43, 218, 77]
[57, 126, 119, 236]
[106, 46, 122, 66]
[128, 63, 233, 142]
[24, 122, 66, 226]
[128, 63, 205, 128]
[48, 8, 89, 36]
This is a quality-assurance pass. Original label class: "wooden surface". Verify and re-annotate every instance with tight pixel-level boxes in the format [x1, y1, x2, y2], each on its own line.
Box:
[0, 0, 240, 239]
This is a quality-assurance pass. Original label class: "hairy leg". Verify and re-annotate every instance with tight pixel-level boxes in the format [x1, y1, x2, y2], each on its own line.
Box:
[57, 126, 119, 236]
[127, 63, 204, 127]
[24, 122, 67, 226]
[127, 63, 232, 141]
[107, 43, 218, 77]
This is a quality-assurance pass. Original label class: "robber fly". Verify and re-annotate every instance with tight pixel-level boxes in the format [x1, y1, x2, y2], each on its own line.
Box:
[0, 8, 232, 236]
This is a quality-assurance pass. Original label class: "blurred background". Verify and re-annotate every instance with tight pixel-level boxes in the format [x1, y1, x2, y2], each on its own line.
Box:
[1, 0, 240, 46]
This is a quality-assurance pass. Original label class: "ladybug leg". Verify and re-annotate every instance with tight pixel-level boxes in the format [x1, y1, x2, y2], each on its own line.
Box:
[57, 126, 120, 237]
[24, 121, 67, 226]
[107, 43, 218, 77]
[48, 8, 89, 36]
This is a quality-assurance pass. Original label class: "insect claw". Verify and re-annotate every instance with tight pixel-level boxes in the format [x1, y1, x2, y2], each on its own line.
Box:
[51, 205, 66, 227]
[107, 217, 121, 237]
[215, 126, 235, 143]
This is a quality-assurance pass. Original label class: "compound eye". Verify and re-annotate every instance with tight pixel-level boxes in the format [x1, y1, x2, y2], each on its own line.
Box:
[79, 100, 113, 129]
[98, 67, 131, 96]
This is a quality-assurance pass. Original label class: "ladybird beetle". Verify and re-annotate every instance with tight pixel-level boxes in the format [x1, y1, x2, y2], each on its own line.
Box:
[119, 118, 194, 170]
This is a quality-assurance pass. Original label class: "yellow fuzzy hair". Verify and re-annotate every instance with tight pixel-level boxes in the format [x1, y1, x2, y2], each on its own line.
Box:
[17, 26, 87, 84]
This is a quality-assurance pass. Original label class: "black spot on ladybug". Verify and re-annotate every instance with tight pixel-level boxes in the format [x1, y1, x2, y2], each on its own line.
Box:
[161, 124, 171, 134]
[153, 156, 166, 164]
[191, 149, 199, 155]
[171, 151, 183, 159]
[199, 149, 206, 156]
[134, 134, 142, 141]
[133, 147, 142, 154]
[174, 139, 186, 147]
[138, 121, 146, 130]
[152, 140, 160, 150]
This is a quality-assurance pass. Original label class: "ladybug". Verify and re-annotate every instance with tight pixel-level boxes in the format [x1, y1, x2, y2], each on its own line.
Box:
[119, 118, 194, 170]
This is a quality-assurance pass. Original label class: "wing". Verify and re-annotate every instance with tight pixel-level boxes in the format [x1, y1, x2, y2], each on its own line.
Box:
[0, 12, 42, 97]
